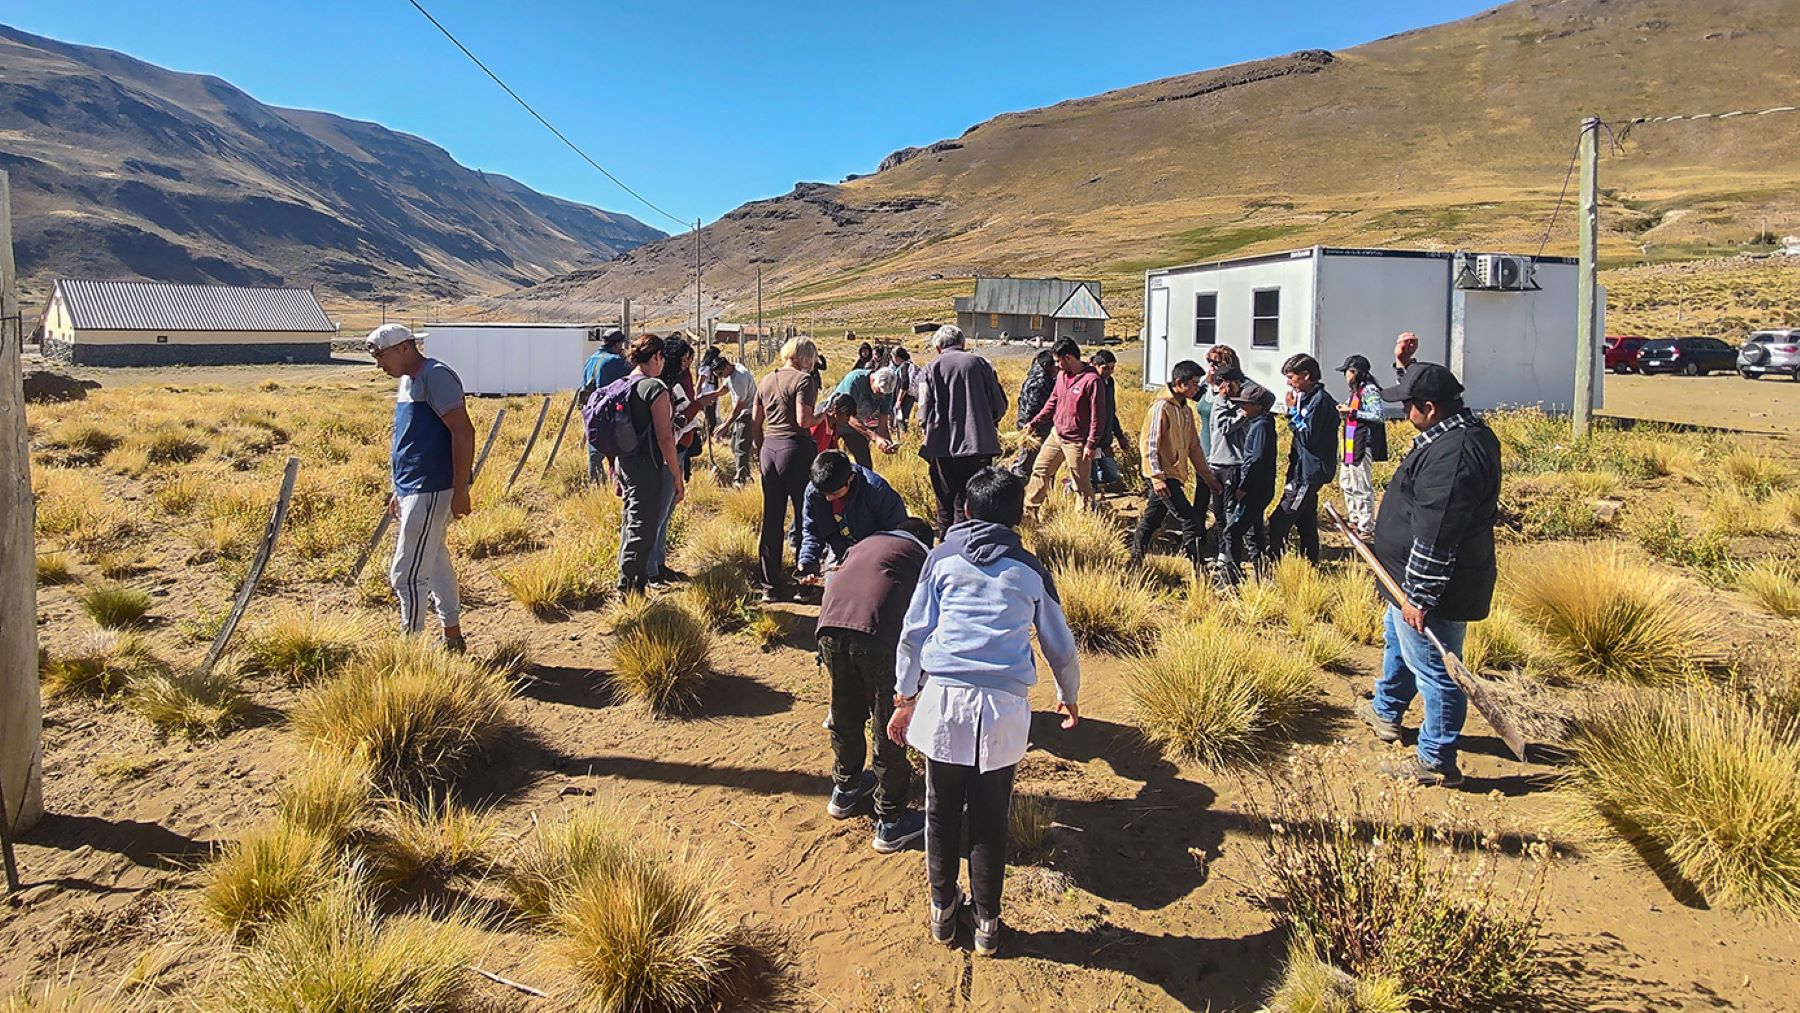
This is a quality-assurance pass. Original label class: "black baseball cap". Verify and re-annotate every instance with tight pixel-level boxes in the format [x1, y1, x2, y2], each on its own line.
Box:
[1381, 362, 1464, 404]
[1334, 354, 1371, 373]
[1211, 366, 1247, 385]
[1232, 382, 1276, 410]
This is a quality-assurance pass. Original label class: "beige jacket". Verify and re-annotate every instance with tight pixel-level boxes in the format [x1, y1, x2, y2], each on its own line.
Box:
[1141, 397, 1213, 487]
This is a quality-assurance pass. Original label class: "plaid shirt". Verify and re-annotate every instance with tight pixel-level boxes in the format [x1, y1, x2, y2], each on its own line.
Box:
[1403, 410, 1476, 610]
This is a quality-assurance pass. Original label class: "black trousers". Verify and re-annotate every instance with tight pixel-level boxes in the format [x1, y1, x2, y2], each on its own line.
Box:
[925, 757, 1016, 922]
[759, 436, 815, 590]
[839, 427, 874, 469]
[818, 629, 909, 820]
[1221, 489, 1272, 583]
[1206, 464, 1239, 555]
[927, 454, 993, 539]
[1132, 476, 1209, 562]
[1267, 481, 1322, 564]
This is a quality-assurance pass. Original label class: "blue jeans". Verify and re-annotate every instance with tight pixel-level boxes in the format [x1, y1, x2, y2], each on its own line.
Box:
[647, 466, 676, 577]
[1372, 604, 1469, 772]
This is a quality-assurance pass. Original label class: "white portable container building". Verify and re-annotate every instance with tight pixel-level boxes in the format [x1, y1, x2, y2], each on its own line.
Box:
[418, 322, 609, 395]
[1141, 247, 1602, 412]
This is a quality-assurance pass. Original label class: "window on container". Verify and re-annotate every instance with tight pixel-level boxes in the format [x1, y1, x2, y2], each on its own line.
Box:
[1194, 293, 1218, 345]
[1251, 289, 1281, 348]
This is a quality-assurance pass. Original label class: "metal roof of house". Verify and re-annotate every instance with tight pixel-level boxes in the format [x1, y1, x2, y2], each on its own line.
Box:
[54, 279, 336, 333]
[964, 277, 1106, 318]
[1052, 283, 1109, 321]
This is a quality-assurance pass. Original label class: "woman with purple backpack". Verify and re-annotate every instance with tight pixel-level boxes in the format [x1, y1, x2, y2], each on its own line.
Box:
[609, 335, 685, 595]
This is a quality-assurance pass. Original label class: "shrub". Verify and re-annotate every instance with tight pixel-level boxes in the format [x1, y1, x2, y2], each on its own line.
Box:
[38, 631, 163, 699]
[608, 596, 713, 713]
[1737, 560, 1800, 618]
[291, 637, 515, 793]
[34, 552, 79, 586]
[453, 502, 539, 559]
[505, 807, 636, 922]
[1256, 761, 1549, 1010]
[76, 584, 152, 629]
[1505, 545, 1720, 683]
[1054, 564, 1158, 653]
[1718, 450, 1793, 500]
[278, 752, 375, 845]
[198, 822, 334, 937]
[1265, 942, 1410, 1013]
[364, 797, 497, 892]
[1630, 506, 1731, 575]
[1562, 688, 1800, 915]
[552, 849, 735, 1013]
[205, 875, 481, 1012]
[499, 541, 611, 619]
[1128, 620, 1315, 766]
[128, 662, 252, 737]
[1009, 794, 1056, 858]
[240, 612, 367, 685]
[1031, 503, 1126, 571]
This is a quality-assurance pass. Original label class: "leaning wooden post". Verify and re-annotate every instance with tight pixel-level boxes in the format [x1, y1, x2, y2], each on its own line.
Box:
[539, 391, 579, 480]
[200, 457, 299, 675]
[506, 395, 551, 490]
[0, 170, 43, 840]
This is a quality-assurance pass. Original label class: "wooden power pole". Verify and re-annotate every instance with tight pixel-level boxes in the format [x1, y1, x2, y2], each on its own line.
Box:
[751, 265, 760, 365]
[1574, 117, 1600, 438]
[0, 169, 45, 838]
[693, 219, 701, 341]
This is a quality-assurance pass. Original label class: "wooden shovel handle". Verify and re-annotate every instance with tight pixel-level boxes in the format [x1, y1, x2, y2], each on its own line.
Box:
[1324, 503, 1408, 607]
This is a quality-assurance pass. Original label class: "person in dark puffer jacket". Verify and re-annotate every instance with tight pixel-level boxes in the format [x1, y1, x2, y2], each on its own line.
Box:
[797, 451, 909, 578]
[1266, 353, 1339, 564]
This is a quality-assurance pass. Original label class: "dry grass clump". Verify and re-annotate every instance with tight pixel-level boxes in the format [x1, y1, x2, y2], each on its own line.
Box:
[1269, 555, 1334, 635]
[92, 551, 152, 580]
[199, 822, 334, 937]
[505, 806, 636, 922]
[677, 522, 759, 577]
[1300, 626, 1354, 672]
[1265, 941, 1411, 1013]
[35, 552, 79, 586]
[1461, 607, 1542, 675]
[498, 540, 611, 619]
[1, 979, 140, 1012]
[149, 473, 206, 517]
[1256, 757, 1549, 1011]
[44, 420, 124, 465]
[34, 468, 137, 553]
[681, 565, 755, 632]
[454, 502, 540, 559]
[1009, 794, 1056, 858]
[291, 637, 515, 792]
[38, 631, 164, 700]
[608, 595, 714, 713]
[1561, 688, 1800, 915]
[239, 611, 368, 685]
[1737, 560, 1800, 618]
[717, 481, 765, 530]
[76, 584, 152, 629]
[483, 635, 533, 678]
[1718, 450, 1794, 500]
[278, 752, 375, 845]
[746, 608, 787, 651]
[1139, 553, 1195, 592]
[552, 848, 735, 1013]
[1031, 503, 1127, 571]
[1505, 545, 1720, 684]
[1635, 440, 1700, 480]
[1232, 577, 1287, 628]
[1054, 564, 1158, 653]
[364, 797, 498, 892]
[128, 661, 252, 737]
[1326, 570, 1384, 646]
[1129, 620, 1316, 766]
[204, 875, 481, 1013]
[1779, 490, 1800, 529]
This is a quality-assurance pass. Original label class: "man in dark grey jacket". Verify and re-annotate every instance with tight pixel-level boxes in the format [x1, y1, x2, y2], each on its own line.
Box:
[1356, 363, 1501, 788]
[917, 325, 1009, 538]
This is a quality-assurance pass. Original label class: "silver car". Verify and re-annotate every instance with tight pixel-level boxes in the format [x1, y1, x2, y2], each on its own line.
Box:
[1738, 329, 1800, 381]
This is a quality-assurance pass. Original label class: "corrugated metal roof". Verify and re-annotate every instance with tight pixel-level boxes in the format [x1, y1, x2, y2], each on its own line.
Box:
[55, 279, 337, 333]
[1052, 283, 1109, 321]
[965, 277, 1105, 317]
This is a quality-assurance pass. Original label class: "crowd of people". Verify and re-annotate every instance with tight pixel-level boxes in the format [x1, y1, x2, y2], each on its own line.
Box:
[368, 317, 1502, 953]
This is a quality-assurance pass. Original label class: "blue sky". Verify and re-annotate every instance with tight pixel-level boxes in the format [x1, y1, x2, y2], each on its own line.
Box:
[9, 1, 1497, 232]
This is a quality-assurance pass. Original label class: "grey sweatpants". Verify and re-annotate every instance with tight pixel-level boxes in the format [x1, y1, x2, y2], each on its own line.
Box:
[391, 489, 460, 633]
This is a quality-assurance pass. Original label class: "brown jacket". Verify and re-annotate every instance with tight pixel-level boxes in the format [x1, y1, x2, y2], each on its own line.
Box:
[1140, 396, 1213, 487]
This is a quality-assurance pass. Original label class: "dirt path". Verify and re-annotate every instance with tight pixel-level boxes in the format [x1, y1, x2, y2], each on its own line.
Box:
[1601, 372, 1800, 435]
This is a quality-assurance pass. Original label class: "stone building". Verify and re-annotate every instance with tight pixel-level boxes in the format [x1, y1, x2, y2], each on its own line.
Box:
[40, 279, 336, 365]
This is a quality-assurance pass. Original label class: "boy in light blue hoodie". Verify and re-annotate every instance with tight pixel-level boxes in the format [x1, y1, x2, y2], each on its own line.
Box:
[886, 467, 1081, 957]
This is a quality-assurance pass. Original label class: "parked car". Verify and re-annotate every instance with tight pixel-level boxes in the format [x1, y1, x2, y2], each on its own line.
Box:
[1636, 337, 1738, 376]
[1604, 335, 1646, 374]
[1737, 329, 1800, 381]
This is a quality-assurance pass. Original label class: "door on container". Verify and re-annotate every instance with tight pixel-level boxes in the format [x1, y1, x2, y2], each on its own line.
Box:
[1147, 286, 1170, 387]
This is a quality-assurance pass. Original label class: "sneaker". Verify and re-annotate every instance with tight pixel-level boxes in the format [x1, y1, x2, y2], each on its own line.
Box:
[871, 810, 926, 854]
[827, 769, 876, 819]
[760, 586, 787, 605]
[652, 566, 688, 584]
[1356, 699, 1402, 743]
[442, 636, 467, 655]
[1380, 755, 1464, 788]
[973, 914, 1002, 957]
[930, 892, 964, 946]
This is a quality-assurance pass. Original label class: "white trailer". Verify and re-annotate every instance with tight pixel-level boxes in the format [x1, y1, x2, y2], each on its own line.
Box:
[416, 322, 611, 396]
[1142, 247, 1602, 412]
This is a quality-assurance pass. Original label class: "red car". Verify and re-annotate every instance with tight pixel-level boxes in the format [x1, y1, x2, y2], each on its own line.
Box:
[1604, 335, 1647, 374]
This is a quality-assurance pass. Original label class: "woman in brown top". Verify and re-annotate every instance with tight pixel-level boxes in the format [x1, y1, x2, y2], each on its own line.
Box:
[752, 337, 821, 600]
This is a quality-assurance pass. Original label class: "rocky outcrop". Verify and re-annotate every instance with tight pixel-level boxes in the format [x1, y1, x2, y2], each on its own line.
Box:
[21, 368, 98, 403]
[877, 140, 966, 174]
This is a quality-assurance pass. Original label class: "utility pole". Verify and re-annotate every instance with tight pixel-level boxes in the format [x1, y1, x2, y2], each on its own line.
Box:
[1574, 117, 1599, 438]
[621, 297, 631, 341]
[0, 169, 44, 840]
[693, 219, 701, 341]
[752, 265, 761, 365]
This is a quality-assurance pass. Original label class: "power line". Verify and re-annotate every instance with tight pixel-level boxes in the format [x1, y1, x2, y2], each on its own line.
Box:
[404, 0, 689, 230]
[1535, 129, 1583, 261]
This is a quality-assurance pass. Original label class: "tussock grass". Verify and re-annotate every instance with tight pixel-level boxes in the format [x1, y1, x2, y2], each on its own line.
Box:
[717, 481, 766, 531]
[1326, 570, 1385, 646]
[292, 637, 515, 792]
[92, 551, 152, 580]
[2, 980, 138, 1012]
[44, 420, 123, 465]
[1505, 545, 1720, 683]
[77, 584, 152, 629]
[239, 611, 368, 685]
[552, 848, 735, 1013]
[1140, 553, 1195, 592]
[681, 566, 755, 632]
[205, 874, 481, 1012]
[608, 596, 713, 713]
[1031, 503, 1127, 572]
[1129, 620, 1315, 766]
[1563, 469, 1623, 499]
[505, 807, 636, 922]
[1270, 555, 1334, 635]
[35, 552, 79, 586]
[1462, 607, 1542, 675]
[199, 822, 334, 937]
[278, 751, 375, 845]
[1054, 564, 1158, 653]
[1009, 794, 1056, 857]
[483, 636, 533, 678]
[365, 797, 497, 892]
[499, 540, 611, 619]
[128, 661, 251, 737]
[38, 631, 163, 699]
[1301, 626, 1354, 672]
[1636, 440, 1700, 480]
[1737, 560, 1800, 618]
[677, 522, 759, 577]
[746, 609, 786, 650]
[1233, 577, 1287, 628]
[1265, 942, 1411, 1013]
[1562, 688, 1800, 915]
[1778, 490, 1800, 529]
[1718, 450, 1794, 500]
[34, 468, 136, 552]
[454, 502, 539, 559]
[187, 513, 259, 566]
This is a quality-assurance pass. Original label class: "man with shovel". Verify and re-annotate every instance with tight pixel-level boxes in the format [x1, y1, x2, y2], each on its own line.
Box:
[1354, 362, 1500, 788]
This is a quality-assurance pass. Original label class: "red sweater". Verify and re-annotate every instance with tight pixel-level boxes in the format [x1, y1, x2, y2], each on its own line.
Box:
[1029, 365, 1105, 451]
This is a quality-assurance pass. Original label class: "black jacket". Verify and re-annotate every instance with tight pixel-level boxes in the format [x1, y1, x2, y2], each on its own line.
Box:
[1017, 357, 1055, 430]
[1238, 413, 1278, 502]
[1283, 384, 1340, 488]
[1371, 413, 1502, 622]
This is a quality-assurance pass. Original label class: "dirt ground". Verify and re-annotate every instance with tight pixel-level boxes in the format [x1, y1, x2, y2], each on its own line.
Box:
[1600, 372, 1800, 434]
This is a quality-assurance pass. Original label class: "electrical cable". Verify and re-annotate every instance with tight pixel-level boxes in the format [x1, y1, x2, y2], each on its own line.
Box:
[1534, 128, 1583, 262]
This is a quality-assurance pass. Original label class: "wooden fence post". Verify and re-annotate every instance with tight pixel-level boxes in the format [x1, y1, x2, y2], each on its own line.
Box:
[200, 457, 299, 674]
[0, 169, 43, 837]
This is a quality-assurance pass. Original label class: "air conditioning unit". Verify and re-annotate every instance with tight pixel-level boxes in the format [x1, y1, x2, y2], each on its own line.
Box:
[1474, 254, 1534, 291]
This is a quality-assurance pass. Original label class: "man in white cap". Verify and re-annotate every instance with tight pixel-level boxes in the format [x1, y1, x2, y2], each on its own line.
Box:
[367, 323, 476, 651]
